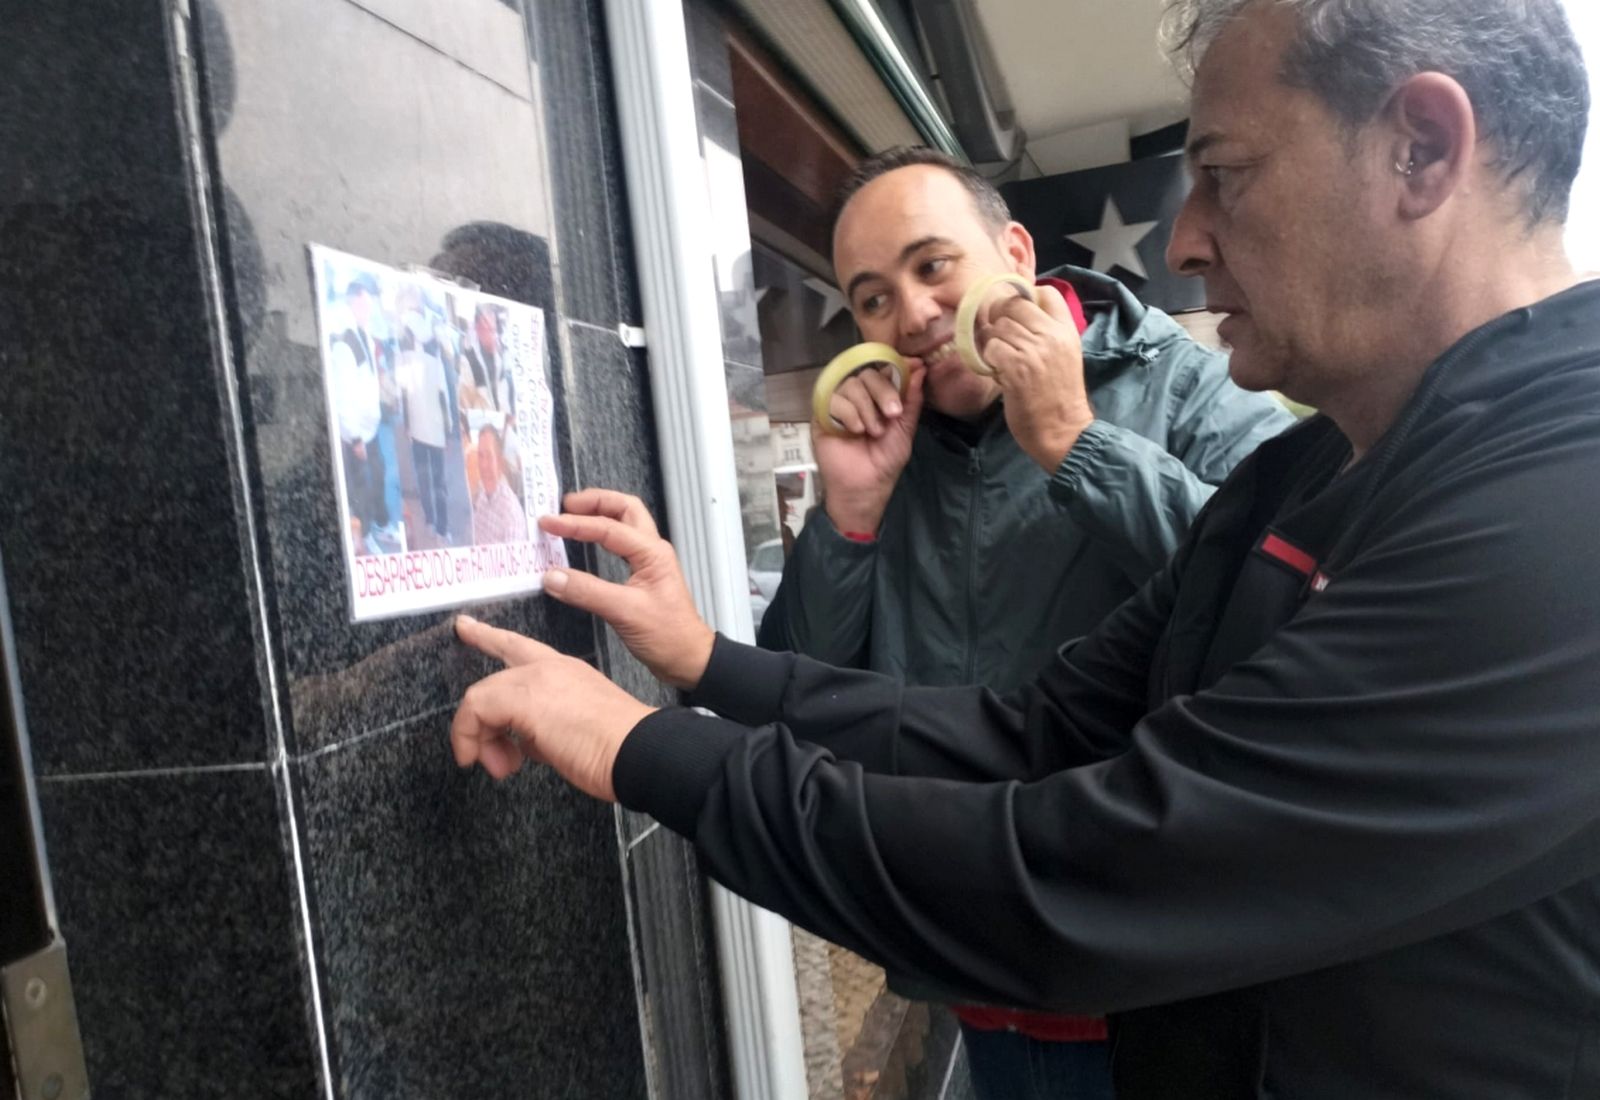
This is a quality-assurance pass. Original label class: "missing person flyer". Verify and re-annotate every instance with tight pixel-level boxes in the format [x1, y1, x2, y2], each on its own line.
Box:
[312, 244, 568, 622]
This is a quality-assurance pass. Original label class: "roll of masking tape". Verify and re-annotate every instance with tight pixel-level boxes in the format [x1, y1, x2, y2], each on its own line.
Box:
[954, 273, 1039, 377]
[811, 342, 910, 436]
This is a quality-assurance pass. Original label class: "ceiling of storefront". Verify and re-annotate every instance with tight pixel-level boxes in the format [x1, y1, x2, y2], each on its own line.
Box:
[728, 0, 1597, 266]
[965, 0, 1189, 175]
[969, 0, 1189, 140]
[731, 0, 1191, 175]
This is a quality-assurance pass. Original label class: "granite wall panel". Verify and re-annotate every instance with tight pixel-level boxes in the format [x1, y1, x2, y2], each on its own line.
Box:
[295, 715, 644, 1098]
[35, 769, 321, 1098]
[0, 0, 727, 1095]
[0, 2, 269, 779]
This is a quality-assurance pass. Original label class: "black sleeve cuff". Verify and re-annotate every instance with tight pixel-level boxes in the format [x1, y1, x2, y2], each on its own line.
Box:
[612, 707, 746, 836]
[684, 633, 796, 726]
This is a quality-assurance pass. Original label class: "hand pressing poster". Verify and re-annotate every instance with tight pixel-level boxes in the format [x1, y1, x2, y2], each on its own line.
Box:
[311, 244, 568, 622]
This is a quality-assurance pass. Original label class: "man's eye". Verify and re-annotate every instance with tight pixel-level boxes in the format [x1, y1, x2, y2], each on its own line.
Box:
[920, 257, 950, 278]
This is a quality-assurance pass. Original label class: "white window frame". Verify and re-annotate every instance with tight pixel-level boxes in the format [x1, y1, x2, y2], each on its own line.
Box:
[602, 2, 809, 1098]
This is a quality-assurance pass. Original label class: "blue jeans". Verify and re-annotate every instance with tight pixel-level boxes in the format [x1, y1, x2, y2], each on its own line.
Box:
[960, 1024, 1113, 1100]
[377, 420, 403, 530]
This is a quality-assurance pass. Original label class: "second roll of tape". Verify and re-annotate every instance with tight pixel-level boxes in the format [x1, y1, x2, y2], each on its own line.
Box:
[953, 273, 1039, 377]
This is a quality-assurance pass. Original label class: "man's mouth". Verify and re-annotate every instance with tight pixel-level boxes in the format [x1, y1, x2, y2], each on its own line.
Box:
[1214, 310, 1248, 347]
[916, 338, 960, 368]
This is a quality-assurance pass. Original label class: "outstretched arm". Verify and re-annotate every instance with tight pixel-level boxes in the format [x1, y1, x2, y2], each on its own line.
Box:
[494, 489, 1168, 783]
[452, 442, 1600, 1014]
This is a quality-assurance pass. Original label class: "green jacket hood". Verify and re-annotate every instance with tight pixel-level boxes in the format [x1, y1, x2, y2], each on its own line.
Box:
[1043, 263, 1194, 373]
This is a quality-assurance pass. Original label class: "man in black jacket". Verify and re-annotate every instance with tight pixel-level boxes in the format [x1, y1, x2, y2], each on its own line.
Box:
[448, 1, 1599, 1095]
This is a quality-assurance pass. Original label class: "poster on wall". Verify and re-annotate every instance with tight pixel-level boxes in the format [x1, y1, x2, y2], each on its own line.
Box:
[310, 244, 568, 622]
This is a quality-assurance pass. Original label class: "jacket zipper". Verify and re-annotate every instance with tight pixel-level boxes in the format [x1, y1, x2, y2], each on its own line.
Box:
[964, 446, 982, 682]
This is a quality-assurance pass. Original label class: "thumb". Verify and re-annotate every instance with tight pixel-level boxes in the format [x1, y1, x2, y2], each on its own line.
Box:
[1034, 283, 1073, 325]
[455, 614, 555, 666]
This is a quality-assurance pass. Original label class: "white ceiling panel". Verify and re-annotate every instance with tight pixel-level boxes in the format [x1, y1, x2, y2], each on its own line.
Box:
[970, 0, 1188, 141]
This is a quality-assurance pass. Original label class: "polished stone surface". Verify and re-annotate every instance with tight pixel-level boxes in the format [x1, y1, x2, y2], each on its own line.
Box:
[565, 325, 667, 525]
[37, 769, 322, 1098]
[0, 3, 270, 777]
[1, 8, 319, 1094]
[564, 323, 676, 846]
[203, 3, 512, 651]
[5, 1, 727, 1096]
[282, 598, 594, 756]
[198, 0, 594, 756]
[530, 0, 643, 329]
[295, 712, 647, 1099]
[199, 3, 654, 1094]
[625, 826, 733, 1100]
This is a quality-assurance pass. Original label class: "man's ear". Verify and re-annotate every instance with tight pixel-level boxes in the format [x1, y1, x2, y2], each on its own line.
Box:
[1000, 220, 1038, 279]
[1385, 72, 1478, 221]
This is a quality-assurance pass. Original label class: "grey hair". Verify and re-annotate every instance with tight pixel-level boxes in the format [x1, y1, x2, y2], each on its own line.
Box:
[1161, 0, 1590, 224]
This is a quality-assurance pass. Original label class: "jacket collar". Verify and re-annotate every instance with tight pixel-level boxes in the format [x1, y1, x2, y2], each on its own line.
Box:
[1040, 263, 1191, 369]
[1357, 279, 1600, 494]
[1414, 278, 1600, 408]
[922, 400, 1009, 454]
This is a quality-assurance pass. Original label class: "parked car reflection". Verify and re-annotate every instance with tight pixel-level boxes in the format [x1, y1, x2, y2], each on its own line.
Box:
[748, 537, 785, 633]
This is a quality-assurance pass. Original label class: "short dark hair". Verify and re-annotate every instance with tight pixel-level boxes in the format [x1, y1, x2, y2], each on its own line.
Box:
[830, 146, 1013, 243]
[1163, 0, 1590, 224]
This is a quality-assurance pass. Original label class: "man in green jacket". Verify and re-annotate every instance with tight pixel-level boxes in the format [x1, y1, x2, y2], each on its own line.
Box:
[756, 147, 1293, 1097]
[759, 149, 1290, 695]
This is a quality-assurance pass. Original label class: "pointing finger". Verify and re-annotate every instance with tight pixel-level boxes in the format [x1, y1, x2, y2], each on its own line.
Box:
[455, 614, 556, 667]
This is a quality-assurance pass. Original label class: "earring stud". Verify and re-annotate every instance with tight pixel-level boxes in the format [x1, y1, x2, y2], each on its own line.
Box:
[1395, 158, 1416, 176]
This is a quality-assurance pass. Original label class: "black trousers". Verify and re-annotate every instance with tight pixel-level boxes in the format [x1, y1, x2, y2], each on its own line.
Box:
[342, 437, 388, 532]
[412, 441, 448, 535]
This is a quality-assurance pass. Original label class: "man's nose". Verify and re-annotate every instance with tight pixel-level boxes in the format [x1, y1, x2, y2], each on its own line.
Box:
[1166, 192, 1216, 278]
[899, 284, 943, 337]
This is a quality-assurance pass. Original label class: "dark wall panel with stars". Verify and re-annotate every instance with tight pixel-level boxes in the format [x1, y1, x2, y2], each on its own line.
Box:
[1002, 154, 1207, 314]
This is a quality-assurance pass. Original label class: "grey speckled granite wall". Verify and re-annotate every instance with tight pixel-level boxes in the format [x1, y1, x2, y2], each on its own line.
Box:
[0, 0, 726, 1096]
